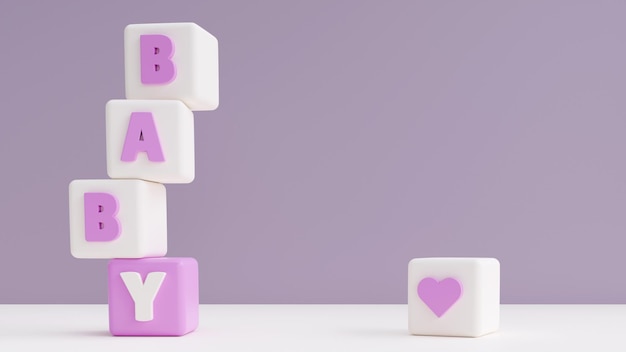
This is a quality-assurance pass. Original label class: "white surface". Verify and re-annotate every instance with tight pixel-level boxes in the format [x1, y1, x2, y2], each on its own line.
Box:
[69, 179, 167, 258]
[125, 22, 220, 111]
[106, 99, 195, 184]
[408, 257, 500, 337]
[0, 305, 623, 351]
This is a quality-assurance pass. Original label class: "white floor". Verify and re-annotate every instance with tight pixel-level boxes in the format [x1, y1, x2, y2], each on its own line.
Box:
[0, 305, 623, 351]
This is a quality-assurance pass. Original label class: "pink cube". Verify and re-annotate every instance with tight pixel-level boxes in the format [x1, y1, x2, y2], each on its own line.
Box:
[108, 257, 199, 336]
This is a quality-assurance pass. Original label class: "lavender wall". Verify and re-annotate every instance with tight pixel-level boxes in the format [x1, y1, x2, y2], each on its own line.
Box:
[1, 0, 625, 303]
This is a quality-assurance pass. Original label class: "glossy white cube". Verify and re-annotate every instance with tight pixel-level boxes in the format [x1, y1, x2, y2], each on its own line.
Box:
[124, 22, 219, 111]
[106, 99, 195, 184]
[408, 257, 500, 337]
[69, 179, 167, 259]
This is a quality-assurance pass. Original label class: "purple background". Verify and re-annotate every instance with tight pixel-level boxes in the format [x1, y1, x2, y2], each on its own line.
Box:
[1, 1, 625, 304]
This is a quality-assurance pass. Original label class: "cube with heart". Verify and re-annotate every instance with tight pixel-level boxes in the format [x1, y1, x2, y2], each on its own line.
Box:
[408, 257, 500, 337]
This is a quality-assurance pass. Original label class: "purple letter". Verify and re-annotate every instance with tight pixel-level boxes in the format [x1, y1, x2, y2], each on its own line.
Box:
[121, 112, 166, 162]
[84, 192, 121, 242]
[140, 34, 176, 84]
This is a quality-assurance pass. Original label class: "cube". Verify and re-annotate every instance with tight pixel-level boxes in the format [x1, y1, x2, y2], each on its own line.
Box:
[69, 179, 167, 259]
[408, 257, 500, 337]
[106, 99, 195, 184]
[124, 22, 219, 111]
[108, 257, 199, 336]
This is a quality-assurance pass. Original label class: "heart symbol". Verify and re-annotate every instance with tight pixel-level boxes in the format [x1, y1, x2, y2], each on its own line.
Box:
[417, 277, 462, 317]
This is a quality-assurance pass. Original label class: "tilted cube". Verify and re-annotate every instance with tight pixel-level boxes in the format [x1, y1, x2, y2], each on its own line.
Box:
[124, 22, 219, 111]
[108, 257, 199, 336]
[408, 257, 500, 337]
[69, 179, 167, 259]
[106, 99, 195, 184]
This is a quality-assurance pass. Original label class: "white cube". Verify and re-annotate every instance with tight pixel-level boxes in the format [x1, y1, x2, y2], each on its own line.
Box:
[408, 257, 500, 337]
[69, 179, 167, 259]
[106, 99, 195, 184]
[124, 22, 219, 111]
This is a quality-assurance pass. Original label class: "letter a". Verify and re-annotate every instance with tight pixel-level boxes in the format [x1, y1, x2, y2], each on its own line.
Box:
[120, 272, 167, 321]
[121, 112, 166, 162]
[84, 192, 121, 242]
[140, 34, 176, 84]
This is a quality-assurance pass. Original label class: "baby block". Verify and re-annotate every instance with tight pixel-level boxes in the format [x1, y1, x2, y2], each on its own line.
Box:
[108, 257, 199, 336]
[69, 179, 167, 259]
[106, 99, 195, 184]
[408, 257, 500, 337]
[124, 22, 219, 111]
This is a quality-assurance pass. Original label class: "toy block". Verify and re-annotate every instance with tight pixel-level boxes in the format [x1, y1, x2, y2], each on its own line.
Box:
[108, 257, 199, 336]
[69, 179, 167, 259]
[106, 99, 195, 184]
[124, 22, 219, 111]
[408, 257, 500, 337]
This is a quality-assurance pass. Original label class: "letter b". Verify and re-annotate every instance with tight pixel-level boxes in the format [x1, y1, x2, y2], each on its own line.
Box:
[84, 192, 121, 242]
[140, 34, 176, 84]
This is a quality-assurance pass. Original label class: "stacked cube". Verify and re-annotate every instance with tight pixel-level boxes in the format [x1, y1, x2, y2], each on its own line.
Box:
[407, 257, 500, 337]
[68, 22, 219, 336]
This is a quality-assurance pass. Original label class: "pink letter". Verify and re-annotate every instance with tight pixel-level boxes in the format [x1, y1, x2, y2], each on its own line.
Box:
[140, 34, 176, 84]
[84, 193, 121, 242]
[121, 112, 166, 162]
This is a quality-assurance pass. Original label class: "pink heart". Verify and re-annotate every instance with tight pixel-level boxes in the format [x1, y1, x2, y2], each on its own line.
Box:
[417, 277, 462, 317]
